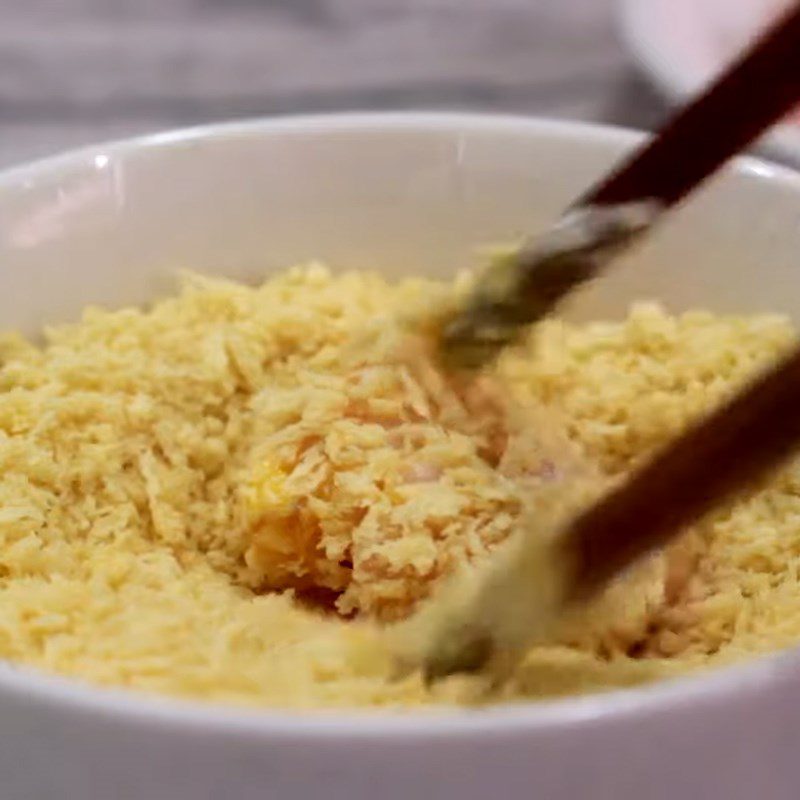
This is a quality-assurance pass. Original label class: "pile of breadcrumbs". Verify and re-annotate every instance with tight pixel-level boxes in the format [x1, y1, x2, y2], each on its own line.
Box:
[0, 264, 798, 709]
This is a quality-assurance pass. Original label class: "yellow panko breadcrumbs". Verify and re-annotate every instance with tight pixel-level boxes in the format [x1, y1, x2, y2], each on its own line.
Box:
[0, 264, 799, 710]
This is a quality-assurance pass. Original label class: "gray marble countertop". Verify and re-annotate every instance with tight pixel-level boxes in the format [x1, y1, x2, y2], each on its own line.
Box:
[0, 0, 668, 168]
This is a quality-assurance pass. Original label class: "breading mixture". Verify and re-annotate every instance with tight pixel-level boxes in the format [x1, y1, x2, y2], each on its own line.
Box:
[0, 264, 797, 709]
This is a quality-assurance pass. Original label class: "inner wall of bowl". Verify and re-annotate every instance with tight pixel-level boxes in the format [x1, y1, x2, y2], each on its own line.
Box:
[1, 117, 800, 338]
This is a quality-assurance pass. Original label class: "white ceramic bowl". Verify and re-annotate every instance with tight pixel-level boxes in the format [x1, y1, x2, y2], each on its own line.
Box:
[3, 114, 800, 800]
[619, 0, 800, 167]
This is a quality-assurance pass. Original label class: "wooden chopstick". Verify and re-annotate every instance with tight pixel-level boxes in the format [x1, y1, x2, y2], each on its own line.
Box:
[583, 1, 800, 210]
[567, 343, 800, 601]
[439, 4, 800, 373]
[417, 342, 800, 680]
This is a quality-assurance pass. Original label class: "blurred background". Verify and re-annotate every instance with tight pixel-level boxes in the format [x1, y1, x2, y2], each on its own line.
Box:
[0, 0, 792, 169]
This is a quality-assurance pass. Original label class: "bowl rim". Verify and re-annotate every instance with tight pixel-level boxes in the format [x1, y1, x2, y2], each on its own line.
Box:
[2, 110, 800, 740]
[3, 110, 797, 187]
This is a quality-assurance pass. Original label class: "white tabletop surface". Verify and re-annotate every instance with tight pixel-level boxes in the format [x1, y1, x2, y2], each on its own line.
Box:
[0, 0, 669, 168]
